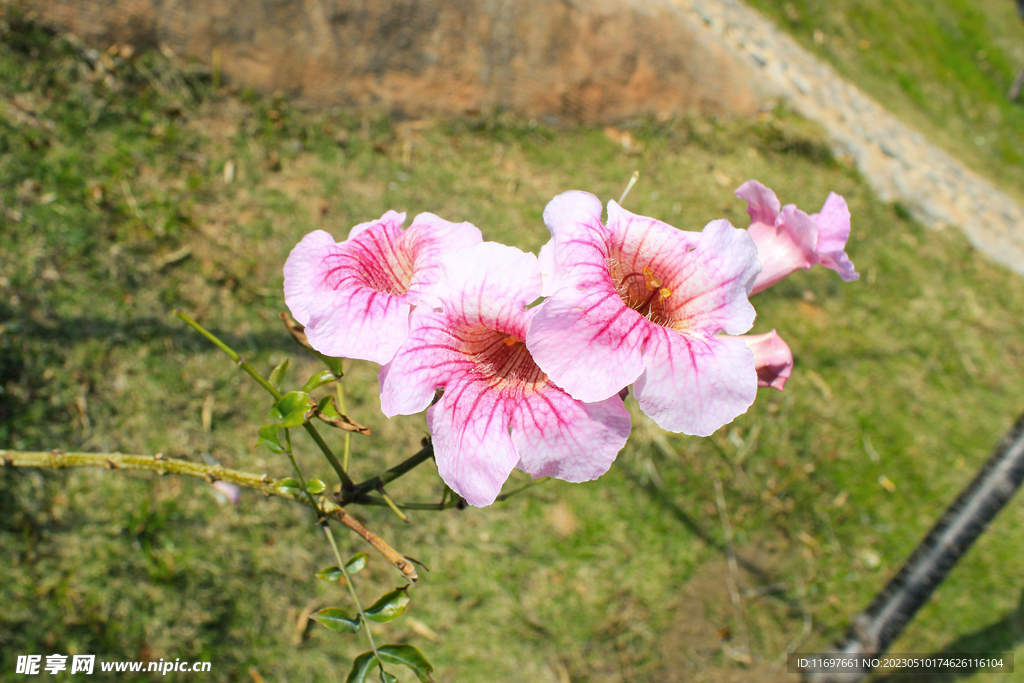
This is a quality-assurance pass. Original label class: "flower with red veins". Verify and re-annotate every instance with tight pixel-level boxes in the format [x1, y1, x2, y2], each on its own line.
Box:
[742, 329, 793, 391]
[526, 191, 762, 436]
[736, 180, 859, 294]
[283, 210, 481, 365]
[379, 242, 631, 507]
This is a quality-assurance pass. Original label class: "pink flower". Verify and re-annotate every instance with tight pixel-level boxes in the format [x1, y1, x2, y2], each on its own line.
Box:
[736, 180, 859, 294]
[379, 242, 631, 507]
[526, 191, 762, 436]
[742, 329, 793, 391]
[283, 211, 481, 365]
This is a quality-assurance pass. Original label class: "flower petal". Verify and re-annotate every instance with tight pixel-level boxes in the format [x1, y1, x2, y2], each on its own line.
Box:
[378, 309, 468, 417]
[659, 217, 760, 335]
[511, 389, 631, 483]
[735, 180, 781, 229]
[633, 330, 757, 436]
[283, 229, 344, 326]
[812, 193, 859, 282]
[427, 377, 520, 507]
[743, 329, 793, 390]
[435, 242, 541, 334]
[303, 286, 412, 365]
[403, 213, 484, 306]
[748, 204, 818, 295]
[526, 284, 648, 403]
[540, 190, 610, 291]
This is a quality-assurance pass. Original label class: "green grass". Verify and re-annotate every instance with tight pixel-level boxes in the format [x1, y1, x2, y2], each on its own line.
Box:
[3, 17, 1024, 683]
[744, 0, 1024, 204]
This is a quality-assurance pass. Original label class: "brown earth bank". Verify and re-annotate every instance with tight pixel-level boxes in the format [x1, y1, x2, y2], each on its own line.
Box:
[10, 0, 761, 122]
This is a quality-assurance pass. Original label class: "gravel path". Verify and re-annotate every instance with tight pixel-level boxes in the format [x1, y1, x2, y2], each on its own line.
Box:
[671, 0, 1024, 276]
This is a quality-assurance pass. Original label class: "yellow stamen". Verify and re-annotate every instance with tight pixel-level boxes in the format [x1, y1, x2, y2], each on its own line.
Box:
[642, 266, 662, 290]
[503, 335, 521, 347]
[658, 287, 673, 301]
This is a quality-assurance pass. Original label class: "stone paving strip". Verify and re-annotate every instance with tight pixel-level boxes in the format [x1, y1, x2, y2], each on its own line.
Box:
[672, 0, 1024, 276]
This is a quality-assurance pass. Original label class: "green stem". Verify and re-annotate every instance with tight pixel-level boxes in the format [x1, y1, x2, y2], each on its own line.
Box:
[359, 495, 461, 511]
[342, 444, 433, 504]
[377, 488, 411, 522]
[322, 522, 381, 664]
[174, 309, 355, 491]
[175, 309, 281, 398]
[284, 430, 321, 512]
[494, 476, 550, 502]
[337, 381, 352, 473]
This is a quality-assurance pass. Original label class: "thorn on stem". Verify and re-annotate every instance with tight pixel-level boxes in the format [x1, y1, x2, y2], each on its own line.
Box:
[105, 459, 119, 470]
[153, 452, 166, 461]
[1, 457, 12, 467]
[204, 472, 219, 484]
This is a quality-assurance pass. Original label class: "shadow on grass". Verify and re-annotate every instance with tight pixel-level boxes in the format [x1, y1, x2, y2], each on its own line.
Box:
[619, 458, 810, 616]
[0, 311, 297, 356]
[870, 587, 1024, 683]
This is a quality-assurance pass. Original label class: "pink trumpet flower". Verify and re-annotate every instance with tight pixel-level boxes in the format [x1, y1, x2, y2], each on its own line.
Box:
[283, 211, 482, 365]
[736, 180, 859, 294]
[379, 242, 631, 507]
[742, 329, 793, 391]
[526, 191, 762, 437]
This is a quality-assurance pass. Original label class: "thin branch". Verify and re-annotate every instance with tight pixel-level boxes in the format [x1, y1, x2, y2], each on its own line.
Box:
[1, 449, 417, 582]
[340, 444, 434, 504]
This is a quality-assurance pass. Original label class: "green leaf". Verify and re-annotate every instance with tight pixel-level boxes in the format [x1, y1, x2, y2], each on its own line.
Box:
[317, 394, 340, 418]
[305, 478, 326, 494]
[345, 652, 376, 683]
[275, 477, 302, 496]
[378, 644, 435, 683]
[314, 395, 371, 434]
[364, 587, 410, 623]
[301, 369, 339, 393]
[379, 671, 398, 683]
[345, 553, 368, 575]
[310, 607, 361, 633]
[270, 391, 314, 428]
[268, 358, 290, 391]
[256, 425, 285, 454]
[315, 566, 343, 582]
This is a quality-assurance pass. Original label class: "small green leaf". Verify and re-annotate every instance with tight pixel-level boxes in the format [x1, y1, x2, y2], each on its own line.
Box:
[317, 394, 340, 418]
[345, 553, 368, 575]
[301, 369, 339, 393]
[276, 477, 301, 496]
[364, 587, 410, 623]
[270, 391, 314, 428]
[310, 607, 361, 633]
[378, 644, 435, 683]
[268, 358, 290, 391]
[315, 566, 343, 582]
[256, 425, 285, 453]
[379, 671, 398, 683]
[313, 395, 371, 434]
[345, 652, 376, 683]
[305, 478, 326, 494]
